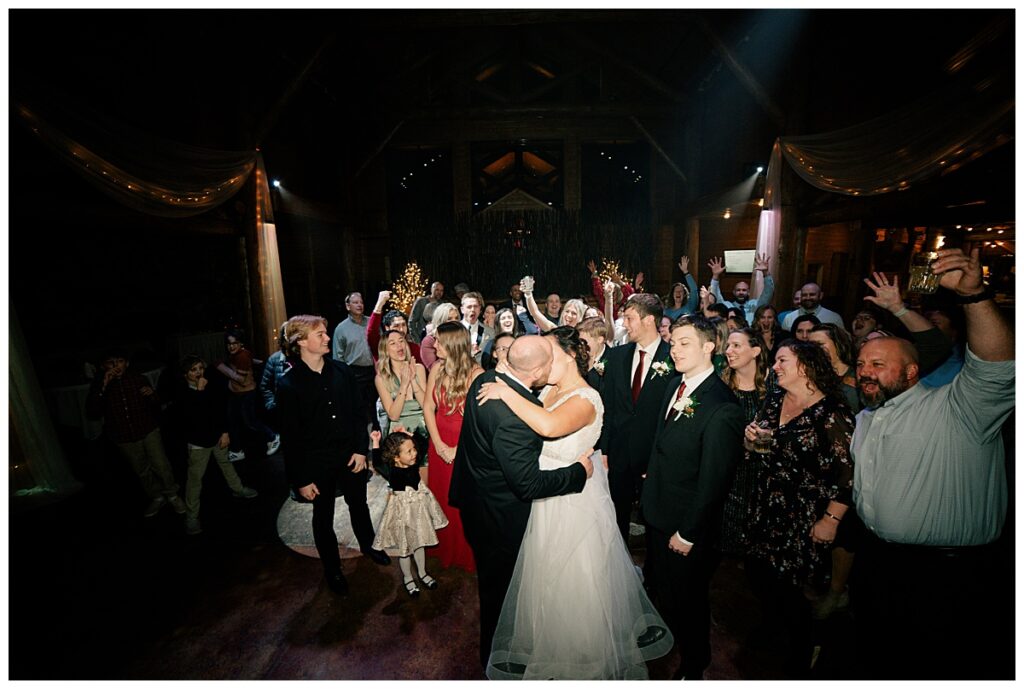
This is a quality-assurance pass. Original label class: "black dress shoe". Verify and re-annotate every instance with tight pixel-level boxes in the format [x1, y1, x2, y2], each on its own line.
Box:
[325, 571, 349, 596]
[637, 625, 668, 648]
[362, 548, 392, 565]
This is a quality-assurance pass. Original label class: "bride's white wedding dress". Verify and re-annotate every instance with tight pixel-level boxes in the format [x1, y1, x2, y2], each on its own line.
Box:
[486, 386, 674, 680]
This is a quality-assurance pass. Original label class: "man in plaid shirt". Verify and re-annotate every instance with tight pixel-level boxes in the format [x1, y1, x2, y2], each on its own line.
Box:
[86, 349, 186, 518]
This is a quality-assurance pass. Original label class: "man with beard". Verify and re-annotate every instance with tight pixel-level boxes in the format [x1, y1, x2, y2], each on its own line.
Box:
[851, 248, 1014, 680]
[780, 281, 845, 331]
[707, 252, 775, 324]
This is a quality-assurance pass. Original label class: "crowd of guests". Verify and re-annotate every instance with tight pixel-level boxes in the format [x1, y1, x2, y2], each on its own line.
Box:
[84, 249, 1013, 679]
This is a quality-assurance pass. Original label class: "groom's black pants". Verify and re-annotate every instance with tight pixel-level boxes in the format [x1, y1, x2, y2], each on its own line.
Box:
[648, 526, 721, 678]
[460, 499, 522, 671]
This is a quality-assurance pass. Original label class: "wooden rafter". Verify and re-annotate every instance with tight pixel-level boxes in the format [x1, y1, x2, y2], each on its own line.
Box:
[697, 18, 786, 129]
[563, 26, 684, 103]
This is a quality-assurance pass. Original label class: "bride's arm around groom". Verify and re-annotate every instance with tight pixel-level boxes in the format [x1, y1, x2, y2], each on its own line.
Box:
[448, 335, 594, 671]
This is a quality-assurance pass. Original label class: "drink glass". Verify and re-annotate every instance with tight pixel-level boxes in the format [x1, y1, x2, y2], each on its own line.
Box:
[520, 275, 535, 294]
[908, 252, 940, 294]
[753, 427, 774, 455]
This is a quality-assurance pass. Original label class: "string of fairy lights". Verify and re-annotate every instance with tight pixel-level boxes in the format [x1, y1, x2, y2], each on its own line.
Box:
[398, 153, 444, 191]
[18, 106, 253, 210]
[598, 149, 644, 184]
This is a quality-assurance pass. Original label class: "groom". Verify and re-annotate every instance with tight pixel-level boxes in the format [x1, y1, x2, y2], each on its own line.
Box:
[641, 315, 744, 680]
[449, 335, 594, 671]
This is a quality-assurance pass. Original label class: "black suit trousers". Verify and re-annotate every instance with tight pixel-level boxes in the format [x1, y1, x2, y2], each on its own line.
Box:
[649, 526, 720, 678]
[609, 470, 644, 541]
[311, 462, 375, 575]
[460, 498, 522, 670]
[854, 530, 1011, 680]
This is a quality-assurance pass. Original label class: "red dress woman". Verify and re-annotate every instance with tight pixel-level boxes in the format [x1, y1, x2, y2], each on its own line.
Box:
[423, 321, 482, 572]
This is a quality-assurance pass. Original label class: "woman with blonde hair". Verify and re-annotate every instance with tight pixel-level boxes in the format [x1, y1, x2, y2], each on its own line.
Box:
[523, 276, 587, 331]
[419, 302, 460, 370]
[423, 321, 483, 571]
[374, 330, 429, 480]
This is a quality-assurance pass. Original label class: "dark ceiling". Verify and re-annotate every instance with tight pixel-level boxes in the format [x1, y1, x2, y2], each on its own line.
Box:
[10, 9, 1014, 204]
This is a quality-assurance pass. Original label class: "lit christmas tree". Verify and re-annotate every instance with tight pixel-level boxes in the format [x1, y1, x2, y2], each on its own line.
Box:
[599, 257, 633, 286]
[391, 261, 429, 314]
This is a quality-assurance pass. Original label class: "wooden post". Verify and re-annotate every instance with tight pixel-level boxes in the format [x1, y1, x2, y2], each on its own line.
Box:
[844, 220, 869, 319]
[452, 141, 472, 216]
[774, 209, 800, 309]
[564, 132, 581, 211]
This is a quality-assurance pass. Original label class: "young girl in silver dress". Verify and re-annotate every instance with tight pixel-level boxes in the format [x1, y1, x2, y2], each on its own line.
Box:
[371, 430, 448, 597]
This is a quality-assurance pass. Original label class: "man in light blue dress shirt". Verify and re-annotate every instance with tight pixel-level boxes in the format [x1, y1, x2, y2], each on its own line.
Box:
[851, 248, 1013, 680]
[707, 253, 775, 325]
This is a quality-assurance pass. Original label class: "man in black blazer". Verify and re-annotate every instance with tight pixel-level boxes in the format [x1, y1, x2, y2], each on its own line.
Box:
[449, 335, 594, 670]
[641, 316, 745, 680]
[596, 292, 676, 540]
[277, 315, 392, 598]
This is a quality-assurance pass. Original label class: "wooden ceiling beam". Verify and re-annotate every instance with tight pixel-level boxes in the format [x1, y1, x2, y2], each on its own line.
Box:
[399, 102, 674, 119]
[563, 26, 685, 104]
[390, 117, 646, 145]
[696, 18, 786, 129]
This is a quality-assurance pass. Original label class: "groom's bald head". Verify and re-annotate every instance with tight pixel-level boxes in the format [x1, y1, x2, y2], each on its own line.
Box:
[507, 335, 553, 387]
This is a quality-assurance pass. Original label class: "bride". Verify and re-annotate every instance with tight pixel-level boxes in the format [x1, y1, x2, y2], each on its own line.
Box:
[477, 326, 673, 680]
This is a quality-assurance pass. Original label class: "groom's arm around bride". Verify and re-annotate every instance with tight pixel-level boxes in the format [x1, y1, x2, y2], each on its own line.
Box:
[448, 335, 593, 671]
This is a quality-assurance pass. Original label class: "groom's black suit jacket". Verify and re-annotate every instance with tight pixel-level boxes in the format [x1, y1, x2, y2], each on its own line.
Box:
[597, 339, 675, 477]
[449, 369, 587, 553]
[641, 373, 745, 548]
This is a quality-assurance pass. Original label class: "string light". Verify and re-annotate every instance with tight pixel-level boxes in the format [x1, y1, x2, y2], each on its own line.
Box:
[390, 261, 429, 314]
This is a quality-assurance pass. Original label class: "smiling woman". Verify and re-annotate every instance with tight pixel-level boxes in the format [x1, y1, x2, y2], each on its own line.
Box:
[743, 339, 854, 676]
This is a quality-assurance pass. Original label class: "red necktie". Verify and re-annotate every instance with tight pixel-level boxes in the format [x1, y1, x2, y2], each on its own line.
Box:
[666, 381, 687, 423]
[631, 350, 646, 404]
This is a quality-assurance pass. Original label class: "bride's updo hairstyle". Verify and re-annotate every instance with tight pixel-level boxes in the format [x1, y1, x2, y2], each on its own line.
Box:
[543, 325, 590, 379]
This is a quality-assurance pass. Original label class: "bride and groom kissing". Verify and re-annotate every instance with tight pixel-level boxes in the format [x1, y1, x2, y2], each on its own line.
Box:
[449, 311, 743, 680]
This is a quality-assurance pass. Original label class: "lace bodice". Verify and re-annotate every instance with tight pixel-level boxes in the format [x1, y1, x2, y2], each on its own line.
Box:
[538, 386, 604, 468]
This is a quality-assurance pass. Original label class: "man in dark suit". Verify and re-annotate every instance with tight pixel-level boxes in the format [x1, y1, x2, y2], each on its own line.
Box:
[277, 314, 392, 598]
[449, 335, 594, 670]
[641, 315, 745, 680]
[596, 292, 676, 540]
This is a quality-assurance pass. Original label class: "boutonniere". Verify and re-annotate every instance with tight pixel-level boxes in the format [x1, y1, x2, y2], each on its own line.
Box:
[650, 358, 674, 377]
[672, 395, 700, 421]
[594, 359, 607, 376]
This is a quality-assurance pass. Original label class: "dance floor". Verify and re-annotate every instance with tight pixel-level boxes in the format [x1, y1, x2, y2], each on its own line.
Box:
[11, 436, 863, 681]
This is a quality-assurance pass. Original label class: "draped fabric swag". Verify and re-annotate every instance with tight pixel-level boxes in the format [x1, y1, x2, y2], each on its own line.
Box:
[14, 96, 285, 499]
[10, 302, 82, 500]
[751, 76, 1014, 293]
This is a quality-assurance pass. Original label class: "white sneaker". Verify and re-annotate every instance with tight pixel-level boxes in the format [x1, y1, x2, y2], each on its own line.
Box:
[228, 449, 246, 462]
[143, 496, 166, 518]
[185, 517, 203, 535]
[266, 434, 281, 456]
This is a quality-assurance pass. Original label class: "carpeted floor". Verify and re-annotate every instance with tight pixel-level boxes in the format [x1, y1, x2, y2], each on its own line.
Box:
[10, 433, 864, 680]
